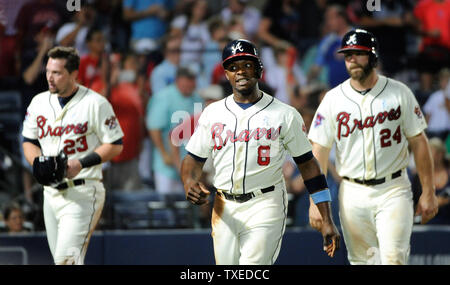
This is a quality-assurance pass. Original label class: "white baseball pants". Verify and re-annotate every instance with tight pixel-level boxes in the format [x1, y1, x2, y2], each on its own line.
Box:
[211, 184, 288, 265]
[43, 180, 105, 265]
[338, 171, 414, 265]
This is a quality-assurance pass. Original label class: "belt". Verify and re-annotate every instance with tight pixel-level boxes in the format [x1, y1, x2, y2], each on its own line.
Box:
[219, 186, 275, 203]
[55, 179, 86, 190]
[343, 170, 402, 186]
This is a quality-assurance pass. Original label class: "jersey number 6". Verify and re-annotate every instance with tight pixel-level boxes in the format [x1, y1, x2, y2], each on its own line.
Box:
[257, 145, 270, 166]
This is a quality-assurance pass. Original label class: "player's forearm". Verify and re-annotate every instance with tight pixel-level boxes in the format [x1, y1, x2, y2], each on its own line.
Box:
[22, 142, 42, 166]
[408, 133, 435, 195]
[92, 143, 123, 163]
[181, 154, 204, 186]
[316, 202, 334, 223]
[311, 143, 330, 176]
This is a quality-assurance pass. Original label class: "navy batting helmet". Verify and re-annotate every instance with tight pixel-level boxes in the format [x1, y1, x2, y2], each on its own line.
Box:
[337, 29, 379, 67]
[222, 39, 264, 78]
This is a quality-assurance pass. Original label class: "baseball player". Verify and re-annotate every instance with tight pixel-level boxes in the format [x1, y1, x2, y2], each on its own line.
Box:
[22, 46, 124, 265]
[308, 29, 439, 265]
[181, 39, 340, 265]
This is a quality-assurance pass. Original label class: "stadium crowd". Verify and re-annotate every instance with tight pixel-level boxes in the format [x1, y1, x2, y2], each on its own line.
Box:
[0, 0, 449, 231]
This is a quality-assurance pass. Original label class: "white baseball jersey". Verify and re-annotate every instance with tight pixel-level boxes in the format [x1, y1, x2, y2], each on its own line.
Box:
[22, 85, 124, 181]
[22, 84, 123, 265]
[308, 75, 427, 180]
[186, 92, 312, 194]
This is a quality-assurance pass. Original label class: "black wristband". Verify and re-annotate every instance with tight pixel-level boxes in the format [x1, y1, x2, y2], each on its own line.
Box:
[304, 174, 328, 194]
[79, 152, 102, 168]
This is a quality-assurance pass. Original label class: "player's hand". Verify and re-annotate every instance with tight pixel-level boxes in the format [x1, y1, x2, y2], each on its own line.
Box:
[321, 221, 340, 258]
[66, 159, 82, 179]
[309, 201, 323, 231]
[185, 180, 210, 206]
[415, 192, 438, 224]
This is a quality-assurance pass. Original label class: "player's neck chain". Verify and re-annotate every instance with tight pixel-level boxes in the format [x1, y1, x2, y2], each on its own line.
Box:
[351, 85, 372, 95]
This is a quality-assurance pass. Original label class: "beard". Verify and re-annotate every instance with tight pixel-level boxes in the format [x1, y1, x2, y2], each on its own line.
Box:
[48, 82, 69, 95]
[347, 62, 373, 81]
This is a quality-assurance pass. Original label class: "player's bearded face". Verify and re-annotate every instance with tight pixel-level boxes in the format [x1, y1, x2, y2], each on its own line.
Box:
[344, 52, 372, 81]
[225, 59, 258, 96]
[46, 58, 76, 96]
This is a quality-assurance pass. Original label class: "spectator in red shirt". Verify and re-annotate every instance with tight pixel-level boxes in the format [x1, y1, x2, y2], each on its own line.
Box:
[414, 0, 450, 93]
[103, 53, 145, 191]
[77, 27, 106, 88]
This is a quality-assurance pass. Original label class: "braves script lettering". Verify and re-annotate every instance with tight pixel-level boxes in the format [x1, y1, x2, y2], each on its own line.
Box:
[37, 115, 88, 139]
[336, 106, 401, 140]
[211, 123, 282, 150]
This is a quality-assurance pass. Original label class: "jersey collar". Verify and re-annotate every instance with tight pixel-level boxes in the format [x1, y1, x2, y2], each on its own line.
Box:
[343, 75, 387, 102]
[226, 92, 273, 116]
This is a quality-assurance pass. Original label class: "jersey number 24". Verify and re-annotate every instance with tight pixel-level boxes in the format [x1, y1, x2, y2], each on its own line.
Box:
[380, 126, 401, 148]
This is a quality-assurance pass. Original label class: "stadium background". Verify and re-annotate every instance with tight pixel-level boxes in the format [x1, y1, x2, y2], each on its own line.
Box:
[0, 0, 449, 264]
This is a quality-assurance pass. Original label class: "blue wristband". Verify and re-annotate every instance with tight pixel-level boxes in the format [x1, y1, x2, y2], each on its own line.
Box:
[311, 189, 332, 204]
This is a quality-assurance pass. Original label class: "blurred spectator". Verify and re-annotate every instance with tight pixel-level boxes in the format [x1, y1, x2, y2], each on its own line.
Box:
[146, 67, 203, 194]
[257, 0, 302, 74]
[55, 2, 97, 57]
[77, 27, 107, 88]
[104, 53, 145, 191]
[169, 84, 223, 227]
[15, 0, 67, 116]
[264, 45, 307, 106]
[0, 203, 32, 233]
[169, 84, 224, 172]
[220, 0, 261, 41]
[0, 0, 30, 88]
[412, 137, 450, 225]
[170, 0, 210, 72]
[150, 35, 182, 94]
[258, 0, 324, 54]
[123, 0, 172, 55]
[413, 0, 450, 94]
[423, 69, 450, 141]
[15, 0, 67, 56]
[307, 4, 352, 89]
[201, 17, 229, 86]
[93, 0, 130, 52]
[227, 13, 247, 40]
[348, 0, 415, 76]
[20, 23, 55, 118]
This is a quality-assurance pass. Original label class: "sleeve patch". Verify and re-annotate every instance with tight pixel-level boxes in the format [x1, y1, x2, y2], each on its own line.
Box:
[314, 113, 325, 128]
[104, 116, 118, 130]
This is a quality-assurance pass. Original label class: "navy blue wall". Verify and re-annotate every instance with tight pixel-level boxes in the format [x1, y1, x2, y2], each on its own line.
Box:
[0, 226, 449, 265]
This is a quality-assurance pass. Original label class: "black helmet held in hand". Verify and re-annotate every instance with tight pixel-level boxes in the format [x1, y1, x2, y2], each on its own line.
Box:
[222, 39, 264, 78]
[337, 29, 379, 68]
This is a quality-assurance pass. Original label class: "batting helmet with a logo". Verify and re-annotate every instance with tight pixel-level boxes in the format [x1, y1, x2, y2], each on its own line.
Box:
[337, 29, 379, 67]
[222, 39, 264, 78]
